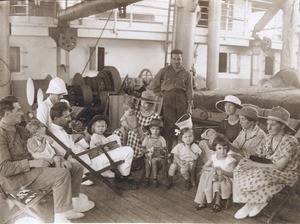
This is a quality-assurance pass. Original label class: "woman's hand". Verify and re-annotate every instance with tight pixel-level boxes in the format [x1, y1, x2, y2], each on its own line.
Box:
[241, 158, 256, 169]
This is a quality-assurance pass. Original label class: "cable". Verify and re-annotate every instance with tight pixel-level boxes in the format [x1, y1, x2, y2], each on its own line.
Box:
[0, 57, 11, 87]
[80, 10, 114, 75]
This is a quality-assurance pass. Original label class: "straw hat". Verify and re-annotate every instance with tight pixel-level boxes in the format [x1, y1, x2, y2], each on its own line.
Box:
[215, 95, 242, 113]
[46, 77, 68, 95]
[258, 107, 295, 133]
[237, 106, 259, 121]
[140, 90, 157, 103]
[87, 115, 110, 135]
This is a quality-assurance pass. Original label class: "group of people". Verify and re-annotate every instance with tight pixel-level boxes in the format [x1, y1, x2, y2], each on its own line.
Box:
[0, 48, 299, 223]
[194, 95, 299, 219]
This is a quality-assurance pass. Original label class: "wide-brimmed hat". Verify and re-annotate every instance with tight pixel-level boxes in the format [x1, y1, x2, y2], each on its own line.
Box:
[215, 95, 242, 113]
[46, 77, 68, 95]
[237, 106, 259, 121]
[140, 90, 157, 103]
[72, 193, 95, 213]
[87, 115, 110, 135]
[258, 107, 295, 133]
[148, 118, 163, 128]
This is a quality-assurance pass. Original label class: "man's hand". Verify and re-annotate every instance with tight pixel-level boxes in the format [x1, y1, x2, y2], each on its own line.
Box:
[29, 159, 50, 168]
[61, 161, 72, 170]
[187, 100, 194, 114]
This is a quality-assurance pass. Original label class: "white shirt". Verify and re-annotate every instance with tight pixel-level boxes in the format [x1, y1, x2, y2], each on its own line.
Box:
[36, 97, 53, 127]
[49, 123, 91, 165]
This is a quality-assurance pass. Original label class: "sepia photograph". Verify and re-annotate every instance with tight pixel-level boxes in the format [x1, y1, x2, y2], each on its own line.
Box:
[0, 0, 299, 223]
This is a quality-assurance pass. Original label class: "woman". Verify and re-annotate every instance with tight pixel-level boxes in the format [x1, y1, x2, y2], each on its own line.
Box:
[113, 90, 161, 158]
[233, 107, 299, 219]
[230, 106, 266, 159]
[215, 95, 242, 142]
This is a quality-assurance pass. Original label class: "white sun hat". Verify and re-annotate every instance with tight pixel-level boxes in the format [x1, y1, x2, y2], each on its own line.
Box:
[215, 95, 242, 113]
[46, 77, 68, 95]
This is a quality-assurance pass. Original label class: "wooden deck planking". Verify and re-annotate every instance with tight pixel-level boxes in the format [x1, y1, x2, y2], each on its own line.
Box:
[1, 173, 299, 224]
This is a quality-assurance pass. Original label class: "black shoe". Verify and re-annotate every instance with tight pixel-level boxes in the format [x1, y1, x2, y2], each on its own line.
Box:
[143, 178, 151, 187]
[165, 176, 173, 190]
[184, 179, 191, 190]
[153, 179, 160, 188]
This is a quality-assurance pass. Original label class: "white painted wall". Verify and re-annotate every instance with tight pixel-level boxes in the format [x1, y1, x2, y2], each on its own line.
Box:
[69, 38, 166, 78]
[10, 35, 57, 80]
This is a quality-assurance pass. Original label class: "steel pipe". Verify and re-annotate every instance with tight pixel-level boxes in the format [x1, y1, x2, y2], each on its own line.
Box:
[57, 0, 143, 23]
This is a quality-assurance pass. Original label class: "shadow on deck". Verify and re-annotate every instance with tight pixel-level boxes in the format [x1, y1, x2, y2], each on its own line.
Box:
[1, 171, 299, 223]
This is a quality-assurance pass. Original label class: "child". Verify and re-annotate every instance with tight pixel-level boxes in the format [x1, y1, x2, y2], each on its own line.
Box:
[141, 118, 167, 188]
[194, 134, 236, 213]
[26, 119, 65, 169]
[166, 127, 202, 190]
[119, 100, 142, 145]
[87, 114, 137, 183]
[198, 128, 217, 164]
[215, 95, 242, 142]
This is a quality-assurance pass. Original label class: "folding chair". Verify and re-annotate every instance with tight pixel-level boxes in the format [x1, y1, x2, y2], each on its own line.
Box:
[46, 129, 125, 196]
[0, 183, 50, 224]
[264, 177, 300, 224]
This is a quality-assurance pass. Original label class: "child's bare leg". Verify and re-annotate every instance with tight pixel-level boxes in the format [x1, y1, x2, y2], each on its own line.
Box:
[152, 158, 158, 179]
[53, 156, 61, 168]
[215, 192, 221, 206]
[144, 158, 151, 179]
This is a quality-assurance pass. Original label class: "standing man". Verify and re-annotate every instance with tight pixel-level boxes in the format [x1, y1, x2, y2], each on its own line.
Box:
[0, 96, 89, 223]
[36, 77, 68, 127]
[147, 49, 194, 151]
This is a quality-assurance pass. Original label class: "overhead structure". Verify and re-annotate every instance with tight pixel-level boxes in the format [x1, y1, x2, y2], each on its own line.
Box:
[173, 0, 198, 70]
[0, 1, 10, 98]
[57, 0, 143, 23]
[252, 0, 287, 34]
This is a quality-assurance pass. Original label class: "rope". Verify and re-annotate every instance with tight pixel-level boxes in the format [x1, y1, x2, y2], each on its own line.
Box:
[0, 57, 11, 87]
[80, 10, 114, 75]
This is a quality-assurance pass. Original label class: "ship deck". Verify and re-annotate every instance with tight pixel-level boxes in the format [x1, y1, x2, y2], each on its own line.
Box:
[1, 170, 299, 223]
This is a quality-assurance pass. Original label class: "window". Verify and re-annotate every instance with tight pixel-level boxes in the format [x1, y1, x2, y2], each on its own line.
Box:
[229, 53, 240, 73]
[10, 47, 21, 73]
[219, 52, 227, 73]
[89, 47, 105, 71]
[197, 1, 209, 27]
[265, 56, 274, 76]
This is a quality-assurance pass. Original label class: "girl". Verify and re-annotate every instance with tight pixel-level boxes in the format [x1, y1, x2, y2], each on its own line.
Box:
[194, 134, 236, 213]
[215, 95, 242, 142]
[166, 128, 202, 190]
[141, 118, 167, 187]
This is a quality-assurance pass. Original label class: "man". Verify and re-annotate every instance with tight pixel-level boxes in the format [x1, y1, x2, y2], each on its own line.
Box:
[48, 101, 137, 189]
[36, 77, 68, 127]
[0, 96, 89, 223]
[147, 49, 194, 150]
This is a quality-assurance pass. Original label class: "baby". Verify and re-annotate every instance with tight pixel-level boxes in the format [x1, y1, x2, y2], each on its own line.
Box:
[198, 128, 217, 164]
[119, 100, 142, 145]
[26, 119, 66, 168]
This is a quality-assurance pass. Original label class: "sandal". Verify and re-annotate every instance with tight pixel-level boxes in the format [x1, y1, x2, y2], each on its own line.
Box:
[194, 203, 207, 211]
[211, 204, 222, 213]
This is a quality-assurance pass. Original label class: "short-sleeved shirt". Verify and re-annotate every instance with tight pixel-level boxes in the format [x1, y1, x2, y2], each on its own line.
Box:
[211, 153, 236, 172]
[171, 142, 202, 161]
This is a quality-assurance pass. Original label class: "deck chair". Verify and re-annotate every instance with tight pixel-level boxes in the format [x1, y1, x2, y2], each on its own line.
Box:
[0, 183, 50, 224]
[264, 177, 299, 223]
[46, 129, 125, 196]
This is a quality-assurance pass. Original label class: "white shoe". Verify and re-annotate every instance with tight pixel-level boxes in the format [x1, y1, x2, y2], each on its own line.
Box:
[249, 202, 268, 217]
[65, 209, 84, 220]
[72, 196, 95, 213]
[234, 203, 253, 219]
[54, 213, 71, 223]
[81, 180, 94, 186]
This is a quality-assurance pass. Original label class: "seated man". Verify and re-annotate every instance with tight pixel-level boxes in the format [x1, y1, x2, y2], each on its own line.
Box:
[48, 101, 137, 188]
[0, 96, 92, 223]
